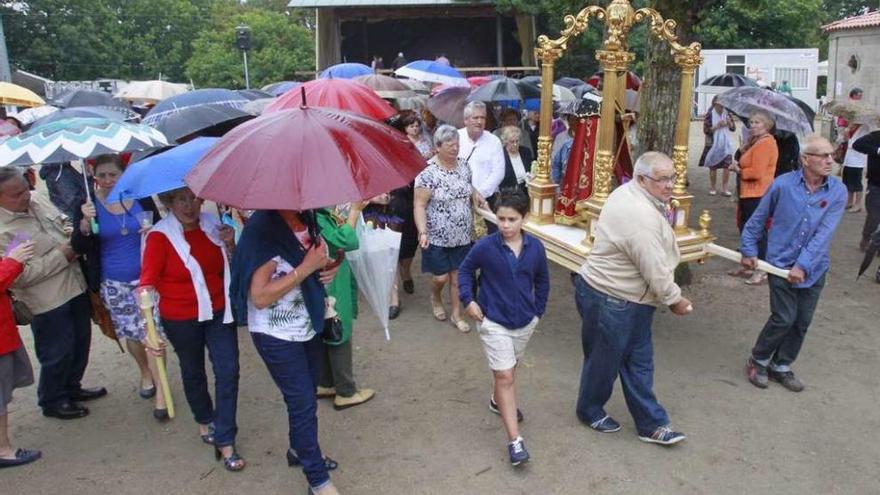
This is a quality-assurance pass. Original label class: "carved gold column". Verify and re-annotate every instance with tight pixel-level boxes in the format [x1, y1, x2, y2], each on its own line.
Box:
[669, 47, 702, 234]
[527, 44, 563, 224]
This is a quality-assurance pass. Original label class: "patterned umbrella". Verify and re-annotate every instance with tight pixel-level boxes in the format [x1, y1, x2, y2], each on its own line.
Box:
[717, 87, 813, 135]
[700, 73, 759, 88]
[31, 106, 136, 128]
[144, 89, 249, 127]
[0, 118, 168, 167]
[9, 106, 59, 127]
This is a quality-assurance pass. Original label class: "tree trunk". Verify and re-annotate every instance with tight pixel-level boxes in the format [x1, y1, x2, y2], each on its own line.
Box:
[635, 33, 681, 157]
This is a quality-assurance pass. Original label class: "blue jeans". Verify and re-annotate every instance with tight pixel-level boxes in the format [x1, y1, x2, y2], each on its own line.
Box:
[162, 312, 240, 447]
[751, 274, 825, 371]
[574, 277, 670, 436]
[250, 332, 329, 489]
[30, 293, 92, 409]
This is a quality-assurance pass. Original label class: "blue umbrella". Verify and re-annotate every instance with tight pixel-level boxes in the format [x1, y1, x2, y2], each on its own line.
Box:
[262, 81, 301, 97]
[319, 63, 373, 80]
[107, 137, 219, 203]
[396, 60, 468, 87]
[30, 106, 135, 129]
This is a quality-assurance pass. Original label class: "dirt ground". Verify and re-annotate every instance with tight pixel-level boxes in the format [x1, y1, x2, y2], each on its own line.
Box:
[6, 123, 880, 494]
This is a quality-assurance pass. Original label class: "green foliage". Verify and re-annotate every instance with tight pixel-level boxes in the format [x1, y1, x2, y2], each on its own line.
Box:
[185, 5, 314, 89]
[695, 0, 825, 50]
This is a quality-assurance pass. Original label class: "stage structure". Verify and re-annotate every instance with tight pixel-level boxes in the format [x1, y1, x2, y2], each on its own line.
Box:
[519, 0, 716, 271]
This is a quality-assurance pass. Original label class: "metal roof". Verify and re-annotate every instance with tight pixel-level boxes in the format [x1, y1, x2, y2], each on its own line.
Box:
[288, 0, 489, 7]
[823, 10, 880, 32]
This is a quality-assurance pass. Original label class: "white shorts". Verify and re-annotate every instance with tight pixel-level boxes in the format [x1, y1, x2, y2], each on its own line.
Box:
[477, 316, 539, 371]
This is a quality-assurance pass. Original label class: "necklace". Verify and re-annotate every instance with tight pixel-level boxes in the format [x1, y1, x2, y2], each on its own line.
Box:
[99, 196, 130, 236]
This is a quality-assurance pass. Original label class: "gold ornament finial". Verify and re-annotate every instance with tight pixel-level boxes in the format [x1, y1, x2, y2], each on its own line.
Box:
[699, 209, 712, 238]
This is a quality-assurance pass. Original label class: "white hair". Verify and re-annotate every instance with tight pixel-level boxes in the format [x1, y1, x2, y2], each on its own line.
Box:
[463, 100, 486, 119]
[633, 151, 673, 178]
[799, 133, 832, 155]
[433, 124, 459, 148]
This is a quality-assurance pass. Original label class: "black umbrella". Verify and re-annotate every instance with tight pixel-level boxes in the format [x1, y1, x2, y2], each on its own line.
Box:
[237, 89, 274, 101]
[857, 228, 880, 279]
[30, 106, 136, 129]
[701, 73, 759, 88]
[49, 89, 138, 119]
[570, 84, 599, 100]
[783, 94, 815, 127]
[467, 77, 541, 102]
[147, 104, 253, 144]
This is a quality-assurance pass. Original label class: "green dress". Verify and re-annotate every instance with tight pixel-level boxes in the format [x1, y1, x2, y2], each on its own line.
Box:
[317, 208, 359, 345]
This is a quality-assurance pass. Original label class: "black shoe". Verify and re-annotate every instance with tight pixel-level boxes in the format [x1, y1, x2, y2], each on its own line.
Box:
[70, 386, 108, 402]
[389, 306, 401, 320]
[489, 396, 523, 422]
[287, 449, 339, 471]
[768, 369, 805, 392]
[43, 402, 89, 420]
[403, 279, 414, 294]
[153, 408, 170, 422]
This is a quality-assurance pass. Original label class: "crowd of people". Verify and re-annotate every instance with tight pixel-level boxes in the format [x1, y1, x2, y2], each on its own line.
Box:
[0, 76, 857, 495]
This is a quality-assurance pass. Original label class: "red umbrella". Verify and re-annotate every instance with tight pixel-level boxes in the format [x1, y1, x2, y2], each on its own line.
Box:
[185, 106, 425, 210]
[264, 78, 397, 120]
[586, 71, 641, 91]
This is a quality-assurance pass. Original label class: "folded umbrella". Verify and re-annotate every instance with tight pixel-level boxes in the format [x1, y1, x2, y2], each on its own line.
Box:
[265, 78, 396, 120]
[0, 118, 168, 167]
[108, 137, 219, 203]
[395, 60, 469, 87]
[319, 62, 374, 80]
[717, 87, 813, 136]
[427, 86, 470, 128]
[185, 105, 426, 211]
[348, 218, 401, 340]
[0, 82, 45, 108]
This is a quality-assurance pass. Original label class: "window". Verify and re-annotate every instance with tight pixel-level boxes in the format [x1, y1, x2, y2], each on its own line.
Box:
[725, 55, 746, 75]
[774, 67, 809, 89]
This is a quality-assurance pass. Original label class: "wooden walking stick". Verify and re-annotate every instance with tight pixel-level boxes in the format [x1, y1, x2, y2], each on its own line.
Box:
[137, 287, 175, 419]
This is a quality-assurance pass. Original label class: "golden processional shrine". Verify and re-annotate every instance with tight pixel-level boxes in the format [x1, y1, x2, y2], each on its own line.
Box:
[519, 0, 715, 271]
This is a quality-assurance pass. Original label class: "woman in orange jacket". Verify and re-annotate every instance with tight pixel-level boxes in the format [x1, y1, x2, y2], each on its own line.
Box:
[731, 110, 778, 285]
[0, 240, 38, 468]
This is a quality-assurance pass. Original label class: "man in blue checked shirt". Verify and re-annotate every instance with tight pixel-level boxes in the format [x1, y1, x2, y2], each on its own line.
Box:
[742, 135, 847, 392]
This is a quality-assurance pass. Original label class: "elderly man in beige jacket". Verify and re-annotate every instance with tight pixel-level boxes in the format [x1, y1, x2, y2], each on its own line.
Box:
[0, 168, 105, 420]
[573, 151, 692, 446]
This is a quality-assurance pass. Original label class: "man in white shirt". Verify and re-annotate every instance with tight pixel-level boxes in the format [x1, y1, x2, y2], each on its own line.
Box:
[458, 101, 505, 231]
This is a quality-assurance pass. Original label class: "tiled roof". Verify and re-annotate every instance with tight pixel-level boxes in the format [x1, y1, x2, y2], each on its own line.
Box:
[823, 10, 880, 32]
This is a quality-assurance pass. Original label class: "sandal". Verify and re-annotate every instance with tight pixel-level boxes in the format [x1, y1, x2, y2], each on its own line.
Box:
[287, 449, 339, 470]
[451, 317, 471, 333]
[745, 272, 767, 285]
[0, 448, 42, 469]
[431, 296, 447, 321]
[215, 446, 246, 472]
[200, 423, 215, 445]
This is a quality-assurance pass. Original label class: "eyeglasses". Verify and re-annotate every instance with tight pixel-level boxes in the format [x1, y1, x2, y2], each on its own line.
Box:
[642, 174, 677, 185]
[804, 152, 834, 159]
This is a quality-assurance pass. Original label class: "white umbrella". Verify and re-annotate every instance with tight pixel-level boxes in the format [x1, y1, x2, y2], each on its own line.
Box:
[347, 218, 401, 340]
[116, 80, 190, 103]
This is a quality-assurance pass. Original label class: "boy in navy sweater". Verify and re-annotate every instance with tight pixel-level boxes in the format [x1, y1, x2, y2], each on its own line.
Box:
[458, 190, 550, 466]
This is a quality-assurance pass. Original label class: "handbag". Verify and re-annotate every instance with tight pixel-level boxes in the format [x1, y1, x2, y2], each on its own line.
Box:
[322, 296, 344, 345]
[87, 290, 124, 352]
[10, 293, 33, 326]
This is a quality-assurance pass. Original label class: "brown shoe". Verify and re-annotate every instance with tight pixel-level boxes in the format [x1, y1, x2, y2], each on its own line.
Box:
[316, 386, 336, 398]
[334, 388, 376, 410]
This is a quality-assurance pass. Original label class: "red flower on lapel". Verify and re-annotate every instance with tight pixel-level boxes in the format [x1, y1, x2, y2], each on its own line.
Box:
[819, 200, 828, 208]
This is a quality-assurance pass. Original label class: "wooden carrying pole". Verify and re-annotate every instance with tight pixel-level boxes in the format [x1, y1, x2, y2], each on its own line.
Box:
[705, 243, 790, 279]
[137, 289, 175, 419]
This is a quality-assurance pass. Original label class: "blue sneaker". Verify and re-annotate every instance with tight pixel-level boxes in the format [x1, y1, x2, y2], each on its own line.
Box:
[508, 437, 530, 466]
[589, 415, 621, 433]
[638, 425, 686, 446]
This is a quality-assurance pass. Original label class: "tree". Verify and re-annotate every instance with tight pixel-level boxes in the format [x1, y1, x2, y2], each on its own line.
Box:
[185, 5, 314, 89]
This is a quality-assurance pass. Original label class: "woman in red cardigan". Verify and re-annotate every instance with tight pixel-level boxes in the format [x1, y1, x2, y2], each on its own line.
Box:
[0, 240, 38, 468]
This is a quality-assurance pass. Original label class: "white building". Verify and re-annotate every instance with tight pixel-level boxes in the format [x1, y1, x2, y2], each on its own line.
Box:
[695, 48, 820, 116]
[823, 10, 880, 107]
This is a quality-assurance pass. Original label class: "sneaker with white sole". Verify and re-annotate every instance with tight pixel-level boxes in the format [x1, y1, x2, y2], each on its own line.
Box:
[639, 425, 686, 446]
[507, 437, 530, 466]
[489, 396, 523, 422]
[589, 415, 621, 433]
